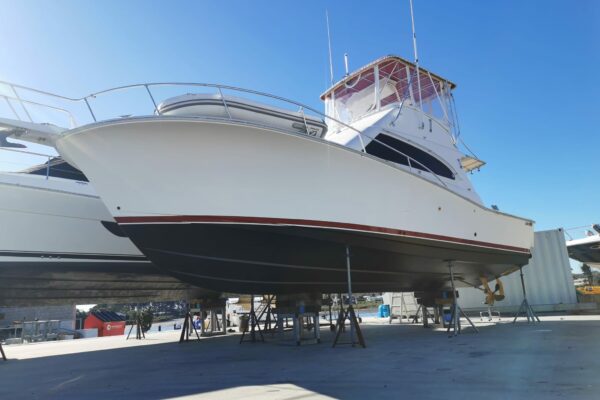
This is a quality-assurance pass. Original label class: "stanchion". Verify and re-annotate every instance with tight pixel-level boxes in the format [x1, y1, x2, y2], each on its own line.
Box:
[256, 295, 276, 332]
[126, 310, 146, 340]
[412, 304, 434, 327]
[240, 294, 264, 343]
[179, 304, 201, 343]
[446, 261, 478, 337]
[512, 267, 540, 323]
[332, 245, 366, 348]
[327, 294, 335, 331]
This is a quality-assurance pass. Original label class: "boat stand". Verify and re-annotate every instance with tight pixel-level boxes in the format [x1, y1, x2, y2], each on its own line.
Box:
[512, 267, 540, 323]
[257, 295, 276, 332]
[480, 307, 501, 322]
[327, 294, 335, 331]
[200, 308, 227, 337]
[179, 306, 201, 343]
[412, 304, 435, 328]
[446, 261, 478, 336]
[126, 311, 146, 340]
[398, 293, 412, 324]
[276, 312, 320, 345]
[240, 294, 264, 343]
[332, 245, 366, 348]
[0, 342, 6, 361]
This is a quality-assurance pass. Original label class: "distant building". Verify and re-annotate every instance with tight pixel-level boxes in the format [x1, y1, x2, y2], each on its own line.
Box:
[0, 305, 75, 330]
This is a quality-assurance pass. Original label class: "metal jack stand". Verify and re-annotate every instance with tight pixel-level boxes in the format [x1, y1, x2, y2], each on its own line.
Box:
[412, 304, 435, 328]
[257, 295, 276, 333]
[0, 341, 6, 361]
[240, 294, 264, 343]
[126, 311, 146, 340]
[446, 261, 478, 336]
[327, 294, 335, 331]
[512, 267, 540, 323]
[333, 245, 366, 348]
[179, 305, 201, 343]
[191, 298, 227, 337]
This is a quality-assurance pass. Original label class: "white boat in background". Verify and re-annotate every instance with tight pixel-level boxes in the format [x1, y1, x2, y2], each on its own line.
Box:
[0, 147, 213, 306]
[566, 224, 600, 270]
[0, 55, 534, 295]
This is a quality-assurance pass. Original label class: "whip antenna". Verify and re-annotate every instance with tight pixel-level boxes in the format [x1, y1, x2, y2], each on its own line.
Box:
[409, 0, 423, 112]
[326, 9, 335, 86]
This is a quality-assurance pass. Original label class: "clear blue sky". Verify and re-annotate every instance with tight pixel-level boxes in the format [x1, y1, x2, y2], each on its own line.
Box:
[0, 0, 598, 234]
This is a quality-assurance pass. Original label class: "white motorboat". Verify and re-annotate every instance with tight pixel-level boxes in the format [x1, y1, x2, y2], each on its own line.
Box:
[0, 55, 534, 294]
[566, 224, 600, 270]
[0, 146, 212, 305]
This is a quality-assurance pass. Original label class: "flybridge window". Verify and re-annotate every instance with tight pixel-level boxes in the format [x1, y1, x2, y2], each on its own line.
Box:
[365, 134, 455, 180]
[323, 57, 455, 133]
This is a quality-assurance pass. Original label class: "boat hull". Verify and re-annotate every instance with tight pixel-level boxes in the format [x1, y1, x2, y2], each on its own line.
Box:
[56, 117, 534, 294]
[0, 257, 207, 306]
[567, 235, 600, 270]
[0, 172, 212, 305]
[118, 219, 530, 294]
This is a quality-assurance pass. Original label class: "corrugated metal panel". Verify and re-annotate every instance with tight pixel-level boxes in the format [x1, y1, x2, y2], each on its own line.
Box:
[458, 229, 577, 309]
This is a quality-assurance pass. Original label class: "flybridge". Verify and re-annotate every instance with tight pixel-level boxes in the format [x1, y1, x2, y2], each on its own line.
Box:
[320, 55, 459, 136]
[320, 55, 456, 99]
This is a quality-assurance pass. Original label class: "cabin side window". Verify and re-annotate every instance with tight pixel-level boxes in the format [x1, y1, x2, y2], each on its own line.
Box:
[365, 134, 455, 180]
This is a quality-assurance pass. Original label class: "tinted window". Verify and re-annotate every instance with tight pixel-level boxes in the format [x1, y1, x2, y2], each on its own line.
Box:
[27, 158, 89, 182]
[365, 134, 455, 180]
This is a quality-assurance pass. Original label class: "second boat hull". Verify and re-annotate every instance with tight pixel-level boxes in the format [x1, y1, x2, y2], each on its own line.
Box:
[0, 171, 214, 305]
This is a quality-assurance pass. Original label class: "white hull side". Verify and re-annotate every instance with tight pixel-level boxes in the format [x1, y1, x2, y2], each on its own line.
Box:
[567, 235, 600, 270]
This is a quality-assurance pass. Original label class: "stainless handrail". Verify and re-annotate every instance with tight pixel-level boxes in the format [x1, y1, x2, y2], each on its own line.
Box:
[0, 147, 57, 179]
[0, 146, 55, 158]
[0, 94, 77, 127]
[563, 225, 600, 241]
[10, 84, 33, 122]
[0, 80, 450, 187]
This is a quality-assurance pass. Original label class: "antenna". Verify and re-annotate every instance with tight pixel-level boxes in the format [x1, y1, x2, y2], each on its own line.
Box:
[344, 53, 349, 77]
[326, 9, 335, 86]
[409, 0, 423, 112]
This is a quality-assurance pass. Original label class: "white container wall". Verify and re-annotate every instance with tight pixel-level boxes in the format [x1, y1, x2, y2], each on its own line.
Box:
[458, 229, 577, 310]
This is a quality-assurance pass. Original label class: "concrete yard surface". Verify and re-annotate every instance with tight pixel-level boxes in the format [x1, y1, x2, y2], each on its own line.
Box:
[0, 315, 599, 399]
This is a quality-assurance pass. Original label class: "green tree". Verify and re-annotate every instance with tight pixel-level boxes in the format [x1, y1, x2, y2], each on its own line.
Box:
[582, 264, 594, 286]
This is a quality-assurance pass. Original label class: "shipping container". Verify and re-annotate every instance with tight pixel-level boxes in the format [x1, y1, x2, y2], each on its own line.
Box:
[84, 311, 126, 337]
[458, 229, 577, 311]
